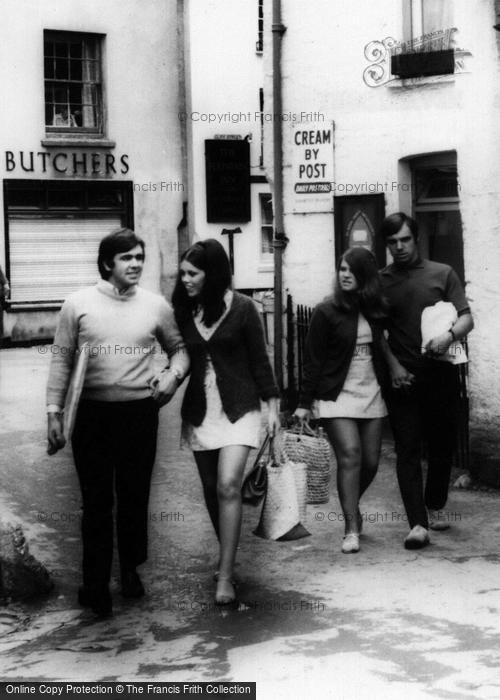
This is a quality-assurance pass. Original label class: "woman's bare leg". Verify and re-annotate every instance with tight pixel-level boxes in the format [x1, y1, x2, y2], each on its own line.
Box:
[358, 418, 383, 498]
[215, 444, 250, 602]
[323, 419, 362, 535]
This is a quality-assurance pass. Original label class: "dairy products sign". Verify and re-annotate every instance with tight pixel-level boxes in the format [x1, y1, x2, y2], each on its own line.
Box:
[291, 121, 335, 213]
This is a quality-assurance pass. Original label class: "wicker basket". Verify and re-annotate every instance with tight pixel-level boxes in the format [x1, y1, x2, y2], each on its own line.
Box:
[281, 426, 332, 504]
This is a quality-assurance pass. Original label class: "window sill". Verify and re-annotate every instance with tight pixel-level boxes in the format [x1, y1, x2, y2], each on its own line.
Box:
[258, 262, 274, 272]
[387, 73, 457, 89]
[41, 135, 116, 149]
[5, 301, 63, 311]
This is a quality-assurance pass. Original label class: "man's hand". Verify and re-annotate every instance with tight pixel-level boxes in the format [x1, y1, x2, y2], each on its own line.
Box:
[390, 361, 415, 390]
[47, 412, 66, 455]
[150, 370, 179, 407]
[424, 332, 453, 358]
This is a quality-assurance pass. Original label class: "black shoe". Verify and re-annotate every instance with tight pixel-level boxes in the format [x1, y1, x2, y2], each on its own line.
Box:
[121, 569, 145, 598]
[78, 585, 112, 618]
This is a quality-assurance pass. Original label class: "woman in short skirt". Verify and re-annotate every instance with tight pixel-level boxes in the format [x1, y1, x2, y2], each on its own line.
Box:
[294, 248, 389, 553]
[172, 239, 280, 605]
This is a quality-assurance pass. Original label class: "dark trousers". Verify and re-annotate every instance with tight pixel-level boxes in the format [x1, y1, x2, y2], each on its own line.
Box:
[387, 363, 459, 529]
[72, 398, 159, 587]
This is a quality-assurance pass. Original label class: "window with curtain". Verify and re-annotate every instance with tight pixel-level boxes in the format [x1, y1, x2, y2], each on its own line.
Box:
[403, 0, 453, 50]
[44, 31, 103, 133]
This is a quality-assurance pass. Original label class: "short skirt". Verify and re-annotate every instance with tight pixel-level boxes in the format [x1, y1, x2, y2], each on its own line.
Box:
[182, 358, 261, 451]
[313, 343, 387, 420]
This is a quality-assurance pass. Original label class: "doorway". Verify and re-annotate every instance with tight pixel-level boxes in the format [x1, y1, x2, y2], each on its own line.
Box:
[334, 194, 386, 267]
[412, 153, 465, 284]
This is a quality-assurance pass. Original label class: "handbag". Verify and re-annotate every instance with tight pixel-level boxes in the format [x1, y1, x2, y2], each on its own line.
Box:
[241, 434, 271, 506]
[254, 433, 310, 541]
[282, 423, 332, 504]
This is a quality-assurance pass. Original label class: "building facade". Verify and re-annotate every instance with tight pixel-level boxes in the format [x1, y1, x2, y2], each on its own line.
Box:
[263, 0, 500, 477]
[183, 0, 274, 295]
[0, 0, 185, 342]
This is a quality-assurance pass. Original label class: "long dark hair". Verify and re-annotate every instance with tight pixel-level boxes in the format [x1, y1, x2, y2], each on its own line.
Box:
[172, 238, 232, 328]
[333, 247, 387, 320]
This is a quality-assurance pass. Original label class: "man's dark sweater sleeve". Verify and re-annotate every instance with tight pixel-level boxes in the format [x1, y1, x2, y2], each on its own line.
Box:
[298, 306, 329, 409]
[242, 299, 279, 400]
[445, 267, 470, 315]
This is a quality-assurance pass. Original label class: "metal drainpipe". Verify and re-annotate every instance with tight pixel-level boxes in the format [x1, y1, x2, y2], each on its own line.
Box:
[272, 0, 287, 395]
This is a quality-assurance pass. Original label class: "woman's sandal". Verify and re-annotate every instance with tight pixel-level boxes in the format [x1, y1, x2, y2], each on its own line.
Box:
[215, 576, 238, 607]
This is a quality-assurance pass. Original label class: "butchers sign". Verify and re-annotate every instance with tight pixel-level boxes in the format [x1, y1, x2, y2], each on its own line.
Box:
[291, 121, 334, 213]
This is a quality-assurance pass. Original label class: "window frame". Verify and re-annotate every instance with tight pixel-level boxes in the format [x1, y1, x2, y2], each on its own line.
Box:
[259, 192, 274, 260]
[256, 0, 264, 53]
[392, 0, 455, 80]
[44, 30, 105, 136]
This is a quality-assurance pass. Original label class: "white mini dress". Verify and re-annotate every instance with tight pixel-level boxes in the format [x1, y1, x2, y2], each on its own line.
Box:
[312, 313, 387, 420]
[182, 291, 261, 451]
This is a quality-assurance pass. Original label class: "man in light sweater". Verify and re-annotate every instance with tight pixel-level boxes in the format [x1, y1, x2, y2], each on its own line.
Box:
[47, 228, 189, 617]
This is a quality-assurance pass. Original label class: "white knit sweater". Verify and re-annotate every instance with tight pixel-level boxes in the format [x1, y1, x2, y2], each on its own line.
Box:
[47, 280, 188, 406]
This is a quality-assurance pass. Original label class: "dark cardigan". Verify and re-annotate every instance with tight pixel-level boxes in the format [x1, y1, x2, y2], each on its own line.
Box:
[298, 297, 389, 409]
[180, 292, 279, 426]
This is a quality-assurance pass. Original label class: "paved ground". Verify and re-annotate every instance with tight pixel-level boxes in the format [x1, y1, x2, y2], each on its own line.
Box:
[1, 347, 500, 699]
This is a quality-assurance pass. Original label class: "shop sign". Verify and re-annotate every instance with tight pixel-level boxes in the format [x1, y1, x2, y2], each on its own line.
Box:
[290, 121, 335, 213]
[4, 150, 129, 176]
[205, 139, 250, 223]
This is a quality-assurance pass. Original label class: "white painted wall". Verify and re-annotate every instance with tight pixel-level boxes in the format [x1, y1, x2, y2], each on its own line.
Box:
[0, 0, 184, 339]
[184, 0, 273, 291]
[263, 0, 500, 467]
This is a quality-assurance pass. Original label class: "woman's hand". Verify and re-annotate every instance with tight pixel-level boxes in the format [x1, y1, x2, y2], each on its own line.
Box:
[293, 407, 311, 425]
[266, 398, 280, 437]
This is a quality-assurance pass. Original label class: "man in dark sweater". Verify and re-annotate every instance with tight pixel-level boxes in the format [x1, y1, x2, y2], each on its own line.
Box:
[379, 213, 473, 550]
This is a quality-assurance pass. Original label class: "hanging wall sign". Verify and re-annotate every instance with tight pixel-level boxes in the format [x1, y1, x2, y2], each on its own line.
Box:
[290, 121, 335, 214]
[205, 139, 250, 223]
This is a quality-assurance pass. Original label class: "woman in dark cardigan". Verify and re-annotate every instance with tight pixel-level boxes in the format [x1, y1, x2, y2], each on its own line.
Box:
[172, 239, 280, 605]
[294, 247, 389, 554]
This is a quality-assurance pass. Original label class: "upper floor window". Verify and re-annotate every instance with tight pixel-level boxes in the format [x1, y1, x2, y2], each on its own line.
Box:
[260, 193, 273, 258]
[392, 1, 455, 79]
[44, 31, 103, 134]
[256, 0, 264, 53]
[403, 0, 453, 49]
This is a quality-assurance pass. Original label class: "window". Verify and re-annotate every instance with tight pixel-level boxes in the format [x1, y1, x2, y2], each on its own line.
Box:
[256, 0, 264, 53]
[392, 1, 455, 79]
[44, 31, 103, 133]
[258, 87, 264, 167]
[4, 180, 132, 306]
[260, 193, 273, 258]
[403, 0, 453, 47]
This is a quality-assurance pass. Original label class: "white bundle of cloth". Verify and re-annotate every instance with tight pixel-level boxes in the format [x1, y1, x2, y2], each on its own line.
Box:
[421, 301, 468, 365]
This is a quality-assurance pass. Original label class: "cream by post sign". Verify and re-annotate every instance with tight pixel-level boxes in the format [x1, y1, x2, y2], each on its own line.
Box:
[290, 121, 335, 214]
